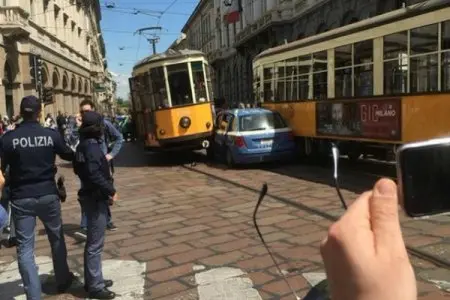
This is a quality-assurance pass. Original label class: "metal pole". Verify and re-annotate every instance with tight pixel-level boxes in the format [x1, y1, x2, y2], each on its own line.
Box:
[152, 40, 156, 54]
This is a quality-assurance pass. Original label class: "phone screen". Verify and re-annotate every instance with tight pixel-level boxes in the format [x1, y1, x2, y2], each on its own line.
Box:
[400, 143, 450, 217]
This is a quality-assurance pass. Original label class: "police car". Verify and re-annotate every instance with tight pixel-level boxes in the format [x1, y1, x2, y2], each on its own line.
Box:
[212, 108, 296, 167]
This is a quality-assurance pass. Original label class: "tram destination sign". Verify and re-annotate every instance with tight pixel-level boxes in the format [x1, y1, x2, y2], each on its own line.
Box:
[316, 98, 401, 141]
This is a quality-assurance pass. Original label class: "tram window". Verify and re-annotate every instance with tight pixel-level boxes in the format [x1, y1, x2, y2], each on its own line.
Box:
[442, 52, 450, 91]
[263, 82, 273, 102]
[297, 56, 311, 100]
[354, 40, 373, 64]
[442, 21, 450, 91]
[335, 68, 352, 98]
[410, 24, 438, 55]
[384, 31, 408, 95]
[354, 40, 374, 97]
[335, 45, 352, 98]
[167, 63, 193, 106]
[443, 21, 450, 50]
[285, 57, 297, 101]
[149, 67, 168, 109]
[384, 32, 407, 60]
[335, 45, 352, 68]
[410, 23, 439, 93]
[410, 54, 438, 93]
[354, 65, 373, 96]
[142, 72, 155, 110]
[384, 60, 407, 94]
[191, 61, 207, 102]
[313, 51, 327, 100]
[205, 64, 213, 101]
[276, 80, 286, 101]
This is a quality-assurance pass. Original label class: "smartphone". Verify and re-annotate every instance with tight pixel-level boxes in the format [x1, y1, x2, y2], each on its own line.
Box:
[396, 137, 450, 217]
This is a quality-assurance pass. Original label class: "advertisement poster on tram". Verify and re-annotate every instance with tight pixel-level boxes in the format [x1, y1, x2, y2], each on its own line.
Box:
[316, 98, 401, 141]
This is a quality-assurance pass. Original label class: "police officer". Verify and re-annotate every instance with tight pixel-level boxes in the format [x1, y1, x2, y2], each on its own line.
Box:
[73, 111, 117, 299]
[0, 172, 6, 231]
[75, 99, 123, 235]
[0, 96, 75, 299]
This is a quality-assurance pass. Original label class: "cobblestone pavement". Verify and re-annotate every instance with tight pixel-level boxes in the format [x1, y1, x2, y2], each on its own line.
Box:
[1, 143, 450, 299]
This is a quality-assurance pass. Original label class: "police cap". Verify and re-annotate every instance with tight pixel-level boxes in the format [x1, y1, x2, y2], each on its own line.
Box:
[20, 95, 41, 114]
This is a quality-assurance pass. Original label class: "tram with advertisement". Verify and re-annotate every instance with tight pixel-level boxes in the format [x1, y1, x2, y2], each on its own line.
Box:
[252, 1, 450, 161]
[129, 49, 215, 152]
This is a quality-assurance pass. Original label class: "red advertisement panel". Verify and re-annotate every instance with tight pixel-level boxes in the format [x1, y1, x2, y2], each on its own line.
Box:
[359, 99, 401, 140]
[316, 98, 401, 141]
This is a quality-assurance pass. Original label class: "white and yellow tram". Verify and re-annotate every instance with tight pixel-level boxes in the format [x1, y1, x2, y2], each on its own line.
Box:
[129, 49, 215, 152]
[253, 1, 450, 160]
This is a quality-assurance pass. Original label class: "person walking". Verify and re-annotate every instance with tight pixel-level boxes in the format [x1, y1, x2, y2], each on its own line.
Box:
[74, 100, 123, 235]
[0, 96, 75, 299]
[73, 111, 117, 299]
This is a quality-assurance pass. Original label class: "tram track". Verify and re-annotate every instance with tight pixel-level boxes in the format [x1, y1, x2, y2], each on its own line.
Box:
[180, 159, 450, 271]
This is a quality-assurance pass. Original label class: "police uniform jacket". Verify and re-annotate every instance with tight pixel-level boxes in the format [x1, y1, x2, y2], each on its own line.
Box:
[73, 138, 115, 200]
[0, 121, 74, 200]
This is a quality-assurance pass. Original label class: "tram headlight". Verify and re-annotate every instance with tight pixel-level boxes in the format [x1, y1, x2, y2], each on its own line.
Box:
[179, 116, 191, 129]
[159, 129, 165, 135]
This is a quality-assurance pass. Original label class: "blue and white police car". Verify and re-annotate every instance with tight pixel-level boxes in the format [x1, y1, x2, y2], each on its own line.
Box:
[212, 108, 296, 167]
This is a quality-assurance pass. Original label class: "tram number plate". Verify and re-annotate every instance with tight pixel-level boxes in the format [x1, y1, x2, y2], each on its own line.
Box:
[260, 139, 273, 145]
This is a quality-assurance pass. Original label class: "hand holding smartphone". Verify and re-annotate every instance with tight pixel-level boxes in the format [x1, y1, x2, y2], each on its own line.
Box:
[397, 137, 450, 217]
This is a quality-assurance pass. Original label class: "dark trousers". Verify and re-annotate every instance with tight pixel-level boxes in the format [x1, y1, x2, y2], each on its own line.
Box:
[82, 198, 108, 292]
[11, 194, 71, 299]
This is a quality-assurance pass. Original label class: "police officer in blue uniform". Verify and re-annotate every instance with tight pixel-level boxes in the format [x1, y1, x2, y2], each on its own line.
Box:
[0, 96, 75, 299]
[73, 111, 117, 299]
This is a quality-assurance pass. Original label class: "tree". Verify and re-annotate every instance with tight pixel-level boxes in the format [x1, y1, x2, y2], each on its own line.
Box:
[117, 97, 124, 106]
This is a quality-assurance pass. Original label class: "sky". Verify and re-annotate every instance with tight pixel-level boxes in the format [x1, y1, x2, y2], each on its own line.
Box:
[99, 0, 199, 100]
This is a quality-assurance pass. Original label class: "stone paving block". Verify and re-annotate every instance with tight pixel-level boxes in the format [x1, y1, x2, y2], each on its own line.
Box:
[2, 144, 448, 299]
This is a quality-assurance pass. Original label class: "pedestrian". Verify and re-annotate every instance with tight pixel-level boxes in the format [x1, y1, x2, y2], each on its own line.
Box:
[0, 96, 75, 299]
[73, 111, 117, 299]
[74, 99, 123, 236]
[0, 171, 6, 231]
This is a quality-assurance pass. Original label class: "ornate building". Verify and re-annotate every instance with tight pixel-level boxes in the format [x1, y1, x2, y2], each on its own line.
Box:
[0, 0, 107, 118]
[173, 0, 429, 106]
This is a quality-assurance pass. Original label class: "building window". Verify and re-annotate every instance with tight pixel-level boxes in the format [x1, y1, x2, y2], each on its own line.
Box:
[30, 0, 35, 19]
[54, 6, 60, 36]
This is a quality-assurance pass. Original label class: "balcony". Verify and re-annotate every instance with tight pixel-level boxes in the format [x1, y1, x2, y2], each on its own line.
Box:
[235, 9, 288, 46]
[0, 7, 30, 37]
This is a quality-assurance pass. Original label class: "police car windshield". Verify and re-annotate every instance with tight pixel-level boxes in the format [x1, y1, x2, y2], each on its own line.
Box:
[239, 112, 286, 131]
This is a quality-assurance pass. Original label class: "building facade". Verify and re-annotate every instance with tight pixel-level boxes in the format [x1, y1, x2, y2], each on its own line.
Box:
[175, 0, 428, 106]
[95, 70, 116, 116]
[0, 0, 107, 118]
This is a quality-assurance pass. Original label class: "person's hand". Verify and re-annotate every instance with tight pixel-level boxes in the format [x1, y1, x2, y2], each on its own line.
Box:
[0, 172, 5, 189]
[76, 114, 82, 127]
[105, 154, 113, 161]
[109, 193, 118, 205]
[320, 178, 416, 300]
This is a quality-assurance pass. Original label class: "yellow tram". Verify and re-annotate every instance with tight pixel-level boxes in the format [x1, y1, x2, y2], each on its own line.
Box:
[253, 1, 450, 161]
[129, 49, 215, 152]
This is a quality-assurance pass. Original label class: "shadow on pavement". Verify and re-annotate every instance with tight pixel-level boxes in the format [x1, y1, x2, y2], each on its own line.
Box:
[259, 156, 396, 195]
